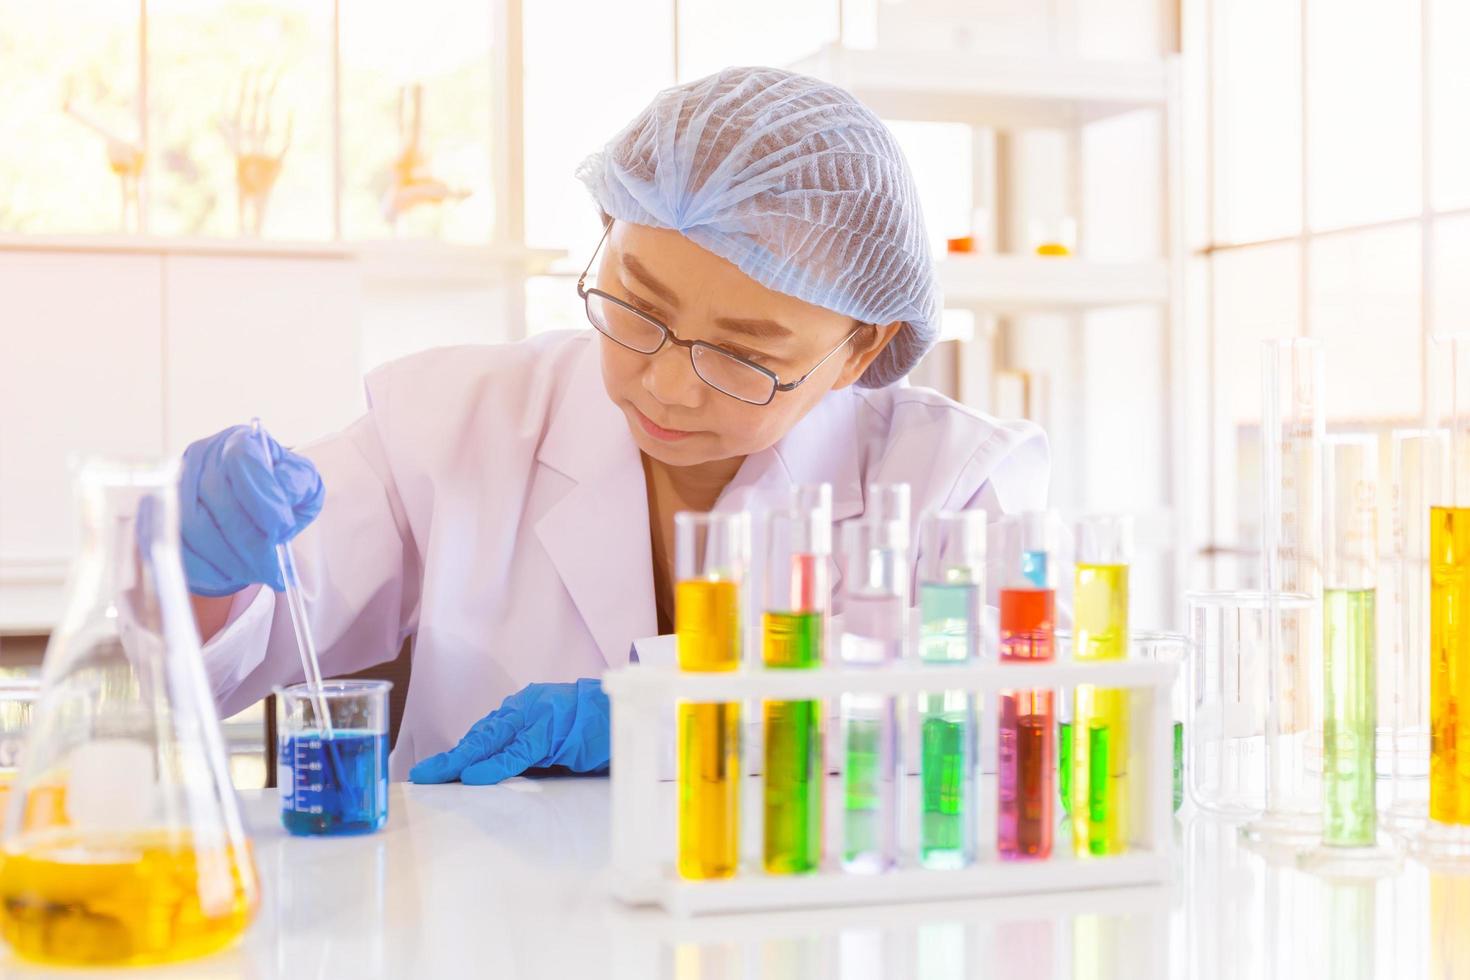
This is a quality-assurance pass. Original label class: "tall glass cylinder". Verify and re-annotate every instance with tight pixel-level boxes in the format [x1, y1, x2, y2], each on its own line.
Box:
[1072, 514, 1133, 856]
[675, 511, 749, 881]
[1413, 335, 1470, 864]
[1319, 435, 1379, 849]
[916, 510, 984, 869]
[1387, 429, 1448, 828]
[1246, 338, 1326, 849]
[839, 484, 909, 874]
[998, 511, 1057, 859]
[761, 499, 829, 875]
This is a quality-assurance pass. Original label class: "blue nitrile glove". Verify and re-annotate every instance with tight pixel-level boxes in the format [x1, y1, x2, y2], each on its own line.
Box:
[409, 679, 611, 786]
[178, 424, 325, 597]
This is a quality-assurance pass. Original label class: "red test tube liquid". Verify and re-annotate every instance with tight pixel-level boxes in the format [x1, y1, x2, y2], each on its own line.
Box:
[998, 516, 1058, 859]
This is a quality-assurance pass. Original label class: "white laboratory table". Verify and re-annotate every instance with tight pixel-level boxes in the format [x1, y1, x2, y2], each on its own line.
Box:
[0, 780, 1464, 980]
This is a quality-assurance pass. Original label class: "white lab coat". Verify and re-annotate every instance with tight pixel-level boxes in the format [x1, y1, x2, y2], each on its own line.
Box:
[204, 329, 1048, 779]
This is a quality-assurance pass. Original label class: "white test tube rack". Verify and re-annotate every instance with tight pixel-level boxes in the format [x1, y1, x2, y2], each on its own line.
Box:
[604, 656, 1178, 916]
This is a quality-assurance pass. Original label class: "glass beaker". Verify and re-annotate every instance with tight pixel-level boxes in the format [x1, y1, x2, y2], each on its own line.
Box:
[0, 458, 258, 967]
[1185, 591, 1312, 819]
[277, 680, 392, 836]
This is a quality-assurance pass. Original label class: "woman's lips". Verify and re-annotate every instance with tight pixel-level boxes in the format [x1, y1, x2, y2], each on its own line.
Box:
[634, 407, 695, 442]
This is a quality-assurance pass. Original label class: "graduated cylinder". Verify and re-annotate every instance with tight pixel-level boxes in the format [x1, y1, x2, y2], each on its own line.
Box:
[1246, 338, 1326, 848]
[1320, 435, 1379, 848]
[1430, 336, 1470, 831]
[674, 511, 749, 880]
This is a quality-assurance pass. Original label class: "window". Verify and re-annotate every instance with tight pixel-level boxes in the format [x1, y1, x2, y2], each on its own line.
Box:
[0, 0, 496, 242]
[1192, 0, 1443, 586]
[0, 1, 141, 233]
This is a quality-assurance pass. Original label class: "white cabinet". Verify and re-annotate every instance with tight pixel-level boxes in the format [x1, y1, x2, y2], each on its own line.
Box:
[0, 245, 366, 632]
[0, 252, 166, 630]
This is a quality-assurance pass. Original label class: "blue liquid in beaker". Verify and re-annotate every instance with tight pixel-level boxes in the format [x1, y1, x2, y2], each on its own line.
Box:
[280, 729, 389, 836]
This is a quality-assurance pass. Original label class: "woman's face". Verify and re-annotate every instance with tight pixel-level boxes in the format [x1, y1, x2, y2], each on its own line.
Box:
[594, 221, 899, 468]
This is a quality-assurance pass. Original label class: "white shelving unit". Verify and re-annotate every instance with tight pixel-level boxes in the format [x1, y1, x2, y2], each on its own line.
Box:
[790, 45, 1168, 127]
[792, 34, 1187, 625]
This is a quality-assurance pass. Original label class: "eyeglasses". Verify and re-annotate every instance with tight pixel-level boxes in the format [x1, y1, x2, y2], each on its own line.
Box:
[576, 222, 864, 406]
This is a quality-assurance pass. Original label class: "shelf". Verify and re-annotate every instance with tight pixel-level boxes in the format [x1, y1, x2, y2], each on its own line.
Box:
[356, 240, 564, 286]
[0, 233, 354, 260]
[0, 234, 566, 286]
[789, 45, 1169, 127]
[938, 254, 1169, 312]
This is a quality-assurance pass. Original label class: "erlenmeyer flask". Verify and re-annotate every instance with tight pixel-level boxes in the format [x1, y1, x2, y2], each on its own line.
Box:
[0, 458, 258, 966]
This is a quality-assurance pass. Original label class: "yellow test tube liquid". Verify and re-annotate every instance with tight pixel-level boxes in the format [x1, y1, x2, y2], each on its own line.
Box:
[676, 578, 742, 879]
[1430, 506, 1470, 824]
[1073, 562, 1129, 856]
[0, 832, 256, 966]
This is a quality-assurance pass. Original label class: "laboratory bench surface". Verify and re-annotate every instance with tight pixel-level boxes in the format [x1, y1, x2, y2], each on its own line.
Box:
[0, 780, 1464, 980]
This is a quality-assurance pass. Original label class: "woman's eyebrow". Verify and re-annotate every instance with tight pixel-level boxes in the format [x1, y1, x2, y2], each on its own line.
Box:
[620, 252, 791, 340]
[620, 255, 681, 308]
[713, 316, 793, 340]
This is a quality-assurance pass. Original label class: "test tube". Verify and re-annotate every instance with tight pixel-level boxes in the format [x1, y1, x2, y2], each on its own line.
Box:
[916, 510, 985, 870]
[1386, 429, 1447, 829]
[839, 485, 908, 874]
[998, 511, 1058, 859]
[1058, 666, 1073, 818]
[674, 511, 749, 881]
[1133, 631, 1187, 813]
[1318, 435, 1380, 850]
[761, 498, 829, 875]
[1412, 335, 1470, 864]
[1072, 514, 1133, 857]
[1246, 338, 1326, 849]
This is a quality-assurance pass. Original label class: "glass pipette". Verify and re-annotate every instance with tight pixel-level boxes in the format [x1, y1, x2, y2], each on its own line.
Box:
[250, 418, 334, 740]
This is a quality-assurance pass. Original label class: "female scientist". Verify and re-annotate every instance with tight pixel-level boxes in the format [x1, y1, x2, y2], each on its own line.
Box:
[184, 67, 1048, 784]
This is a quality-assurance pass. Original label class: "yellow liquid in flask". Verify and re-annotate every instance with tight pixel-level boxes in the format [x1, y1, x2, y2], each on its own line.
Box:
[0, 832, 257, 966]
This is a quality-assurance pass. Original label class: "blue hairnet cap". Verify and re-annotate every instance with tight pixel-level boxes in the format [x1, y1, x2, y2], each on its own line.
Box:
[576, 66, 939, 388]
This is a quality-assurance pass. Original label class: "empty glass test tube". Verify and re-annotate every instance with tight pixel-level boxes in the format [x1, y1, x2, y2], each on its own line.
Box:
[839, 484, 909, 873]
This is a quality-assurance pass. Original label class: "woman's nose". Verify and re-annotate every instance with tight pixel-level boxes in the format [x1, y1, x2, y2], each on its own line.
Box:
[642, 345, 704, 409]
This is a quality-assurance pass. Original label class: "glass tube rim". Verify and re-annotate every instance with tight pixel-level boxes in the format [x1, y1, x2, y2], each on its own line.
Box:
[276, 679, 393, 701]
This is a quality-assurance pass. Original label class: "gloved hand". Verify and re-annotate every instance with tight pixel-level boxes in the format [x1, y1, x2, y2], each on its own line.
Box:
[179, 424, 325, 597]
[409, 679, 611, 786]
